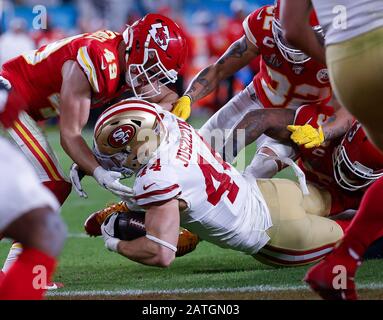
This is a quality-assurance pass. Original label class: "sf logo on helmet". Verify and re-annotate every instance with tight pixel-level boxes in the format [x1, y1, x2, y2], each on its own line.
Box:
[108, 125, 136, 148]
[149, 23, 170, 51]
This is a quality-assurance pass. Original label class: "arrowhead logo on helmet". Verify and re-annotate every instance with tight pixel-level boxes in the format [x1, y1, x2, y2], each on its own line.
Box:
[149, 23, 170, 51]
[122, 14, 188, 99]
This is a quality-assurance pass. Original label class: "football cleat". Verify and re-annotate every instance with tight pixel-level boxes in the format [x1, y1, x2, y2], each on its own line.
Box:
[84, 201, 129, 236]
[304, 248, 359, 300]
[176, 228, 200, 257]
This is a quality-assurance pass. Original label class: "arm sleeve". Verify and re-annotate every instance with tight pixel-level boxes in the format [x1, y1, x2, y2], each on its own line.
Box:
[76, 45, 106, 94]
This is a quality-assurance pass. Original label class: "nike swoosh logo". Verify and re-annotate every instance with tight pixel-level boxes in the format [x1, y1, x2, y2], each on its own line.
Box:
[143, 183, 155, 191]
[257, 8, 264, 20]
[101, 59, 107, 71]
[45, 284, 58, 290]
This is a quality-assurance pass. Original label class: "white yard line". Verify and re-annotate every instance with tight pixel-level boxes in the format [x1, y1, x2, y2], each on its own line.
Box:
[46, 283, 383, 297]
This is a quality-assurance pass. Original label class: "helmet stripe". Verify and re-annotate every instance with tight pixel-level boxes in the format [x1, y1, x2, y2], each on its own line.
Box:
[95, 102, 160, 134]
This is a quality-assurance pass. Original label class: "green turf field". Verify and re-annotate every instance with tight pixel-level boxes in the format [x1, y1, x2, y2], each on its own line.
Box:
[1, 120, 383, 299]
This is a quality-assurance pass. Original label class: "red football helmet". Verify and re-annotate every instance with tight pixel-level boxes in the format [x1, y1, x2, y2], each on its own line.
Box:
[272, 0, 323, 64]
[122, 14, 188, 99]
[333, 122, 383, 191]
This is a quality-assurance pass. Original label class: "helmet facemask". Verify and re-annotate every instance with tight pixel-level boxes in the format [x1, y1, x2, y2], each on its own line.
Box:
[271, 14, 324, 65]
[333, 145, 381, 191]
[125, 31, 178, 99]
[93, 143, 134, 177]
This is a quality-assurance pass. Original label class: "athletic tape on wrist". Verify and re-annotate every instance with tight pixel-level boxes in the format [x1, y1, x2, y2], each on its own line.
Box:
[146, 234, 177, 252]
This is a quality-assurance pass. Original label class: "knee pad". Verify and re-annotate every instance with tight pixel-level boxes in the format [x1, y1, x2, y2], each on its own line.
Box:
[43, 181, 72, 205]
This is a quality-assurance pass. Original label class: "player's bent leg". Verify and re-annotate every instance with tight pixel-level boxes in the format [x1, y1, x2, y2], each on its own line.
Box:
[326, 27, 383, 150]
[302, 184, 332, 218]
[7, 111, 71, 204]
[254, 179, 343, 267]
[2, 113, 70, 282]
[0, 207, 66, 300]
[0, 138, 65, 299]
[3, 207, 66, 259]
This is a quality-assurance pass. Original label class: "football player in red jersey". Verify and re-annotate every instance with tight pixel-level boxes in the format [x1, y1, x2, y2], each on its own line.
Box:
[0, 13, 188, 283]
[221, 103, 383, 269]
[224, 103, 383, 218]
[0, 74, 66, 300]
[172, 0, 354, 179]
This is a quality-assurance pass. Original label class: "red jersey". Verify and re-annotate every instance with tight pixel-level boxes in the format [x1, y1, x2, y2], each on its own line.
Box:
[243, 6, 331, 109]
[294, 104, 362, 215]
[1, 30, 127, 122]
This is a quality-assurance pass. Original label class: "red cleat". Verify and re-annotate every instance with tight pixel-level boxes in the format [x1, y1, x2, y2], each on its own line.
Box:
[304, 246, 360, 300]
[84, 201, 129, 236]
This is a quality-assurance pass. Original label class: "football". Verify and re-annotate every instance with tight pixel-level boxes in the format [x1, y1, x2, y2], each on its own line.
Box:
[114, 211, 146, 241]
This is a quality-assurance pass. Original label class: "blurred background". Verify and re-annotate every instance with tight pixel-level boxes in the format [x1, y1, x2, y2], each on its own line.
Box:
[0, 0, 273, 119]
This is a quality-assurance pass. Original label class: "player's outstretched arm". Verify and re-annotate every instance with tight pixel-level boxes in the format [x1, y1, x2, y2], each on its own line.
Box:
[186, 36, 258, 103]
[172, 36, 258, 120]
[60, 61, 133, 198]
[223, 108, 295, 162]
[280, 0, 326, 65]
[104, 199, 180, 267]
[59, 61, 99, 175]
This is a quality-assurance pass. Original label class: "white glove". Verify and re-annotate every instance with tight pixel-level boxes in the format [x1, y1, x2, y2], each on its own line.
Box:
[101, 212, 121, 252]
[69, 163, 88, 198]
[93, 166, 134, 198]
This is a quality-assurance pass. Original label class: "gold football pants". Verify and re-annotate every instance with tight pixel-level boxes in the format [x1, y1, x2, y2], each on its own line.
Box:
[254, 179, 343, 266]
[326, 27, 383, 150]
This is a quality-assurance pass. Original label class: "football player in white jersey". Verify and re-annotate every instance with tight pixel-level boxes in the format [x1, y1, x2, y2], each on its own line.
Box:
[83, 99, 348, 268]
[0, 78, 66, 299]
[280, 0, 383, 299]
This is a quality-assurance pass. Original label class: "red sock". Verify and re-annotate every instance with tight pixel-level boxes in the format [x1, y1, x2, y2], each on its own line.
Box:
[335, 177, 383, 273]
[0, 247, 56, 300]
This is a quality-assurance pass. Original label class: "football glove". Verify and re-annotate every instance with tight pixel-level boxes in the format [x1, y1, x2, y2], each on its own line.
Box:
[287, 124, 325, 148]
[101, 212, 120, 252]
[93, 166, 134, 198]
[172, 95, 192, 120]
[69, 163, 88, 198]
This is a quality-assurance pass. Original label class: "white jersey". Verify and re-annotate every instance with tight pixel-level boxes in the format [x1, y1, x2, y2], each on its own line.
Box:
[312, 0, 383, 45]
[133, 110, 272, 255]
